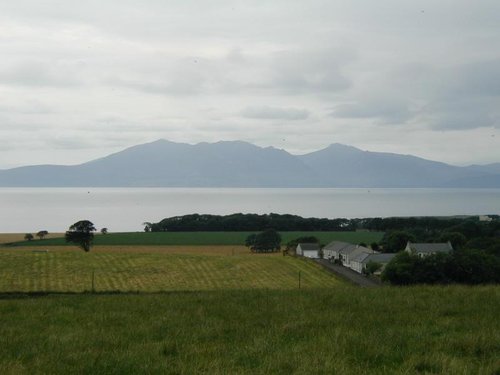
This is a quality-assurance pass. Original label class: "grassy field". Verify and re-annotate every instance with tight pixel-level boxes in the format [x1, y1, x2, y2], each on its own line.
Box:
[0, 287, 498, 374]
[0, 247, 340, 292]
[4, 230, 384, 247]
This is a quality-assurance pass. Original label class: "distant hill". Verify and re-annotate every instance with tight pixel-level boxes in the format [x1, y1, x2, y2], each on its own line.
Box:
[297, 144, 487, 188]
[0, 139, 498, 187]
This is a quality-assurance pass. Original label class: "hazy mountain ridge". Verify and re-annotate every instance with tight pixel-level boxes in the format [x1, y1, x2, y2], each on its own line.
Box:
[0, 139, 498, 187]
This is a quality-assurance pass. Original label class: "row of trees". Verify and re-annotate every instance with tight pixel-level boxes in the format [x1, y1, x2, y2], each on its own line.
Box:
[148, 213, 355, 232]
[24, 230, 49, 241]
[23, 221, 107, 252]
[25, 227, 108, 244]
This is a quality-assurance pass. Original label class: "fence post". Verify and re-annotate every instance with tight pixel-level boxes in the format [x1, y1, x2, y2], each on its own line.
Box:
[299, 271, 301, 289]
[91, 269, 95, 293]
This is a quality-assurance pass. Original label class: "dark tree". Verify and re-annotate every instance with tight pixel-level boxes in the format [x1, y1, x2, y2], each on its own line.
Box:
[250, 229, 282, 253]
[65, 220, 96, 252]
[24, 233, 34, 241]
[245, 233, 257, 248]
[36, 230, 49, 240]
[438, 232, 466, 249]
[383, 231, 416, 253]
[100, 228, 108, 235]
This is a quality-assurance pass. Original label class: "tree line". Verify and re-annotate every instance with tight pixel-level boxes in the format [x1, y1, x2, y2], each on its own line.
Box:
[146, 213, 500, 234]
[146, 213, 355, 232]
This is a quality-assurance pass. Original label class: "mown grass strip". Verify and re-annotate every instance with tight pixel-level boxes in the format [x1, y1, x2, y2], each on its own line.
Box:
[0, 250, 341, 293]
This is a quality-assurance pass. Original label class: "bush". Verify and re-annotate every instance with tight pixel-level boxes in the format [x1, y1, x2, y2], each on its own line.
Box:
[364, 261, 382, 275]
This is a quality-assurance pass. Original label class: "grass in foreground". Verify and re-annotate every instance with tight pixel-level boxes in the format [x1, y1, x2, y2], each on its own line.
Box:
[0, 287, 499, 374]
[5, 230, 384, 247]
[0, 248, 340, 292]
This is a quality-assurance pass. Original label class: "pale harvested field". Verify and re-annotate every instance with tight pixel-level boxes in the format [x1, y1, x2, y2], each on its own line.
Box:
[3, 245, 253, 255]
[0, 247, 340, 292]
[0, 233, 64, 244]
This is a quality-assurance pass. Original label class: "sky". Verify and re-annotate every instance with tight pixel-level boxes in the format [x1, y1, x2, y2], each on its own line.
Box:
[0, 0, 499, 169]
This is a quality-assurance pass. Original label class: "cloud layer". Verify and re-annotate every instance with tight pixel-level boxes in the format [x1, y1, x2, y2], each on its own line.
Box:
[0, 0, 499, 168]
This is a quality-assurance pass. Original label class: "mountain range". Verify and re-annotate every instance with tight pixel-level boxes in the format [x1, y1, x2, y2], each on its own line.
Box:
[0, 139, 499, 188]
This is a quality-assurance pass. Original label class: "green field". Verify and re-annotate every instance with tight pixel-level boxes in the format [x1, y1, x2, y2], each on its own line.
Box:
[1, 287, 499, 374]
[6, 231, 384, 247]
[0, 249, 340, 293]
[2, 236, 497, 374]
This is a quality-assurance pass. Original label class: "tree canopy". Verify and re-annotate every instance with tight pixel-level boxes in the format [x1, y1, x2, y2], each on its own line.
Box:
[382, 249, 500, 285]
[65, 220, 96, 252]
[36, 230, 49, 240]
[246, 229, 282, 253]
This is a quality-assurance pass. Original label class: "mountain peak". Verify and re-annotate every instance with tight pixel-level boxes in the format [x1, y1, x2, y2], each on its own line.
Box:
[326, 143, 363, 152]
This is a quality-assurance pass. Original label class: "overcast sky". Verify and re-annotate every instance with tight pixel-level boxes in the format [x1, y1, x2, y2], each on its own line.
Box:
[1, 0, 499, 168]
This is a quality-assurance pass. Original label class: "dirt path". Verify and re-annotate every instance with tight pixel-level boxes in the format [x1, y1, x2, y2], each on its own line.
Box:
[315, 259, 381, 287]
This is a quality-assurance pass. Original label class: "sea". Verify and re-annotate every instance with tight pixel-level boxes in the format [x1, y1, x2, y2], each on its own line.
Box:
[1, 188, 499, 233]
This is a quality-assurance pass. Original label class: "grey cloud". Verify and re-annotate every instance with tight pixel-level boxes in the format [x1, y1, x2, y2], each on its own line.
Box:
[265, 49, 353, 95]
[447, 60, 500, 98]
[240, 106, 310, 121]
[0, 101, 53, 115]
[0, 61, 81, 88]
[422, 62, 500, 130]
[332, 98, 412, 125]
[331, 58, 500, 130]
[426, 97, 499, 130]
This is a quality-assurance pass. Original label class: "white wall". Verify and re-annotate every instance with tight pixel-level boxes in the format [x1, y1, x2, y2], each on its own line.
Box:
[302, 250, 319, 259]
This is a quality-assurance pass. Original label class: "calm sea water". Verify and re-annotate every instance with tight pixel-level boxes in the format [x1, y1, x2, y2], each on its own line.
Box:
[1, 188, 499, 232]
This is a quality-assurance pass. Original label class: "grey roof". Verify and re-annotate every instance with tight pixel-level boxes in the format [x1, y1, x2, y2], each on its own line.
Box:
[351, 252, 372, 263]
[340, 245, 370, 256]
[407, 242, 453, 254]
[297, 243, 320, 251]
[323, 241, 353, 252]
[362, 253, 397, 264]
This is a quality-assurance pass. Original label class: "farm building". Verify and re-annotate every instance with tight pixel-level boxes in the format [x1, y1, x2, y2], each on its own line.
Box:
[405, 242, 453, 257]
[351, 253, 396, 274]
[296, 243, 321, 258]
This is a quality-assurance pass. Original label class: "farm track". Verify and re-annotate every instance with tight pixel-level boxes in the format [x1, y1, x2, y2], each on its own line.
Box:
[315, 259, 380, 287]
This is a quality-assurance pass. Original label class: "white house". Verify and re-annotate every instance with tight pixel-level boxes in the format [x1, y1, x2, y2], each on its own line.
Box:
[350, 252, 371, 273]
[405, 241, 453, 257]
[296, 243, 321, 258]
[322, 241, 354, 261]
[339, 245, 374, 269]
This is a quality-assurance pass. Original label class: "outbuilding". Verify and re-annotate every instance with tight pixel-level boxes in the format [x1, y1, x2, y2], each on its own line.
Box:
[296, 243, 321, 258]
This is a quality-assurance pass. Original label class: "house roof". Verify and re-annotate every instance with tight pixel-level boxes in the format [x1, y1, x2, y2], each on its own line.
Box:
[297, 243, 320, 251]
[362, 253, 397, 264]
[351, 252, 372, 263]
[340, 245, 370, 256]
[323, 241, 352, 252]
[407, 242, 453, 254]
